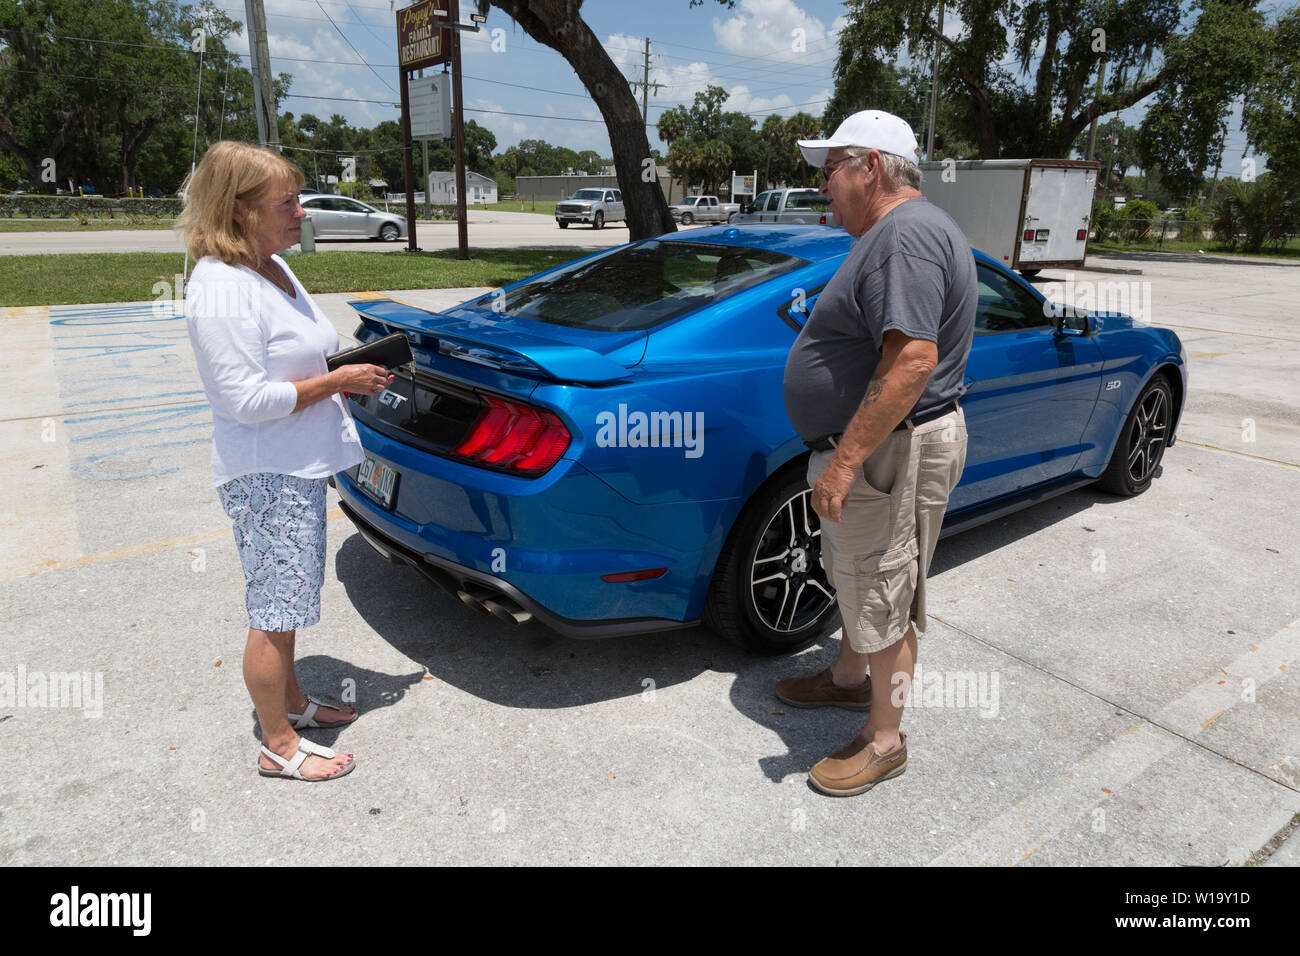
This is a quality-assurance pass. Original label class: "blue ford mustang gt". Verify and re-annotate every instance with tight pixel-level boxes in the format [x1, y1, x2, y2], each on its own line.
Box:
[333, 224, 1186, 653]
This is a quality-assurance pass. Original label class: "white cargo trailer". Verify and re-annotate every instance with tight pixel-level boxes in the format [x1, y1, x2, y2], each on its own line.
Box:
[919, 159, 1099, 276]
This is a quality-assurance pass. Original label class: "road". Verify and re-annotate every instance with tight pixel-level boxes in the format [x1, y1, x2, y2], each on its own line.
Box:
[1, 251, 1297, 865]
[0, 210, 684, 255]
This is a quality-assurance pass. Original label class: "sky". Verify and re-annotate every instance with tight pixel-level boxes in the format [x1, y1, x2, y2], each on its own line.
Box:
[208, 0, 1269, 177]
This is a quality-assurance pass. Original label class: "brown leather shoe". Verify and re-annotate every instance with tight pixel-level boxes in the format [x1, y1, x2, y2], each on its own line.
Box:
[775, 668, 872, 711]
[808, 731, 907, 796]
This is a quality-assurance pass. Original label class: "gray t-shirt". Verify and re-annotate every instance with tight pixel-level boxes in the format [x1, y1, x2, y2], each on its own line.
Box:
[783, 197, 977, 440]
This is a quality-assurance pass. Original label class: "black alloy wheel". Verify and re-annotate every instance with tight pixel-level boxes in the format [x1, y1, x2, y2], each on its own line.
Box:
[705, 470, 840, 653]
[1098, 374, 1173, 496]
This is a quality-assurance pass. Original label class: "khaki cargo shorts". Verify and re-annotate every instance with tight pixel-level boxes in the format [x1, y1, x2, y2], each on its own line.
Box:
[808, 408, 967, 654]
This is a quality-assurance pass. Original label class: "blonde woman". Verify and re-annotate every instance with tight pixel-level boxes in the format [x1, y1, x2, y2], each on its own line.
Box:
[179, 141, 393, 781]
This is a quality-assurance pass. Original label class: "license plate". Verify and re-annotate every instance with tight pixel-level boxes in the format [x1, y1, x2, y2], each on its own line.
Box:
[356, 456, 398, 509]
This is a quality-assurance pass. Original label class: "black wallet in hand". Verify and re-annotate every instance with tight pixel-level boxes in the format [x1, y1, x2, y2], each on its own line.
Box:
[326, 333, 414, 372]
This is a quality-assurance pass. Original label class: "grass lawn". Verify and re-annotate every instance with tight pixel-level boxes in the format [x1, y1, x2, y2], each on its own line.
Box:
[1091, 238, 1300, 259]
[0, 218, 178, 231]
[0, 247, 590, 307]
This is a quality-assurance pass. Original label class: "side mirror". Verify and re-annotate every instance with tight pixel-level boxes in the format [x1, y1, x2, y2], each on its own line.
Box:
[1049, 303, 1091, 335]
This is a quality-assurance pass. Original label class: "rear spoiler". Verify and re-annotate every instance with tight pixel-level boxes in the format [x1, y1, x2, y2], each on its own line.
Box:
[348, 298, 633, 385]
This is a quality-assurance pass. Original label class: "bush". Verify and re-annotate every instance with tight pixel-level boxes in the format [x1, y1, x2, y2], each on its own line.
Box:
[1171, 202, 1207, 242]
[1091, 199, 1115, 241]
[337, 181, 377, 201]
[1115, 199, 1161, 242]
[0, 194, 181, 218]
[1211, 176, 1298, 253]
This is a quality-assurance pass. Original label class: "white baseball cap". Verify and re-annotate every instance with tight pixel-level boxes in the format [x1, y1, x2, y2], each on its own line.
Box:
[797, 110, 920, 168]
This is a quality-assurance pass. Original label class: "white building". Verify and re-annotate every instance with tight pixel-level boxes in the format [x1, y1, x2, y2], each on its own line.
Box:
[428, 170, 498, 204]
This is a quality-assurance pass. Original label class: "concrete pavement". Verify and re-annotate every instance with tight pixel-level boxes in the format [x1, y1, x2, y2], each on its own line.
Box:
[1, 255, 1297, 865]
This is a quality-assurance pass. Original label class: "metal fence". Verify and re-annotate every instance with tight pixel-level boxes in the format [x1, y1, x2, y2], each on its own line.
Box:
[1096, 218, 1298, 246]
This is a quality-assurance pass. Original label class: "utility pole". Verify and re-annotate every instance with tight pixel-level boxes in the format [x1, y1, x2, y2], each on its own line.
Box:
[1086, 59, 1107, 161]
[450, 0, 468, 259]
[244, 0, 279, 148]
[924, 2, 944, 160]
[629, 37, 662, 126]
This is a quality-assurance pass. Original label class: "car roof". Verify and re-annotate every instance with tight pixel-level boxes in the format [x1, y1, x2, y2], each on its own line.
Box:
[657, 223, 1014, 275]
[656, 222, 848, 261]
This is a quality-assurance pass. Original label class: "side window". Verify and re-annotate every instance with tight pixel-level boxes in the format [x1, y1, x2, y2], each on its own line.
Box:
[750, 191, 769, 211]
[338, 198, 369, 213]
[302, 198, 326, 211]
[613, 190, 621, 201]
[604, 192, 614, 202]
[766, 192, 782, 211]
[975, 263, 1051, 334]
[777, 285, 825, 332]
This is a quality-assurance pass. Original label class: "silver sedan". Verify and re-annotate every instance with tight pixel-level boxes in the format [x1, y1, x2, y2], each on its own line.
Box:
[300, 195, 408, 241]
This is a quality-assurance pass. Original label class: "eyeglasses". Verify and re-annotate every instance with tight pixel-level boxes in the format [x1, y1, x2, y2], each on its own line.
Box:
[822, 156, 858, 182]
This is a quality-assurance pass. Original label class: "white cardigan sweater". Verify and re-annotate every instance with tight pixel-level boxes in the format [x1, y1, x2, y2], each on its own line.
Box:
[185, 255, 364, 487]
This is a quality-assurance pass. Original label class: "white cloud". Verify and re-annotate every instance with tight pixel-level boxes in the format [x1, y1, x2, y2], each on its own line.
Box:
[602, 29, 827, 138]
[712, 0, 840, 65]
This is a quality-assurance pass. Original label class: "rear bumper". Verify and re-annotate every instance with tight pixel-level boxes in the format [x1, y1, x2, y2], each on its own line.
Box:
[337, 496, 696, 639]
[333, 418, 725, 636]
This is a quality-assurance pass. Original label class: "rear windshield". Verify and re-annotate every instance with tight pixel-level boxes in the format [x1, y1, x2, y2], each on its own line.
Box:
[476, 240, 808, 332]
[785, 191, 829, 210]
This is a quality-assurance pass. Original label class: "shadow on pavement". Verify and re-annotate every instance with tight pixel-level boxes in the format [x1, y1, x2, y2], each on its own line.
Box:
[329, 480, 1135, 781]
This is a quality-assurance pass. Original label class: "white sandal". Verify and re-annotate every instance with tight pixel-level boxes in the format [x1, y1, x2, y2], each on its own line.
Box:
[259, 739, 355, 781]
[287, 695, 357, 730]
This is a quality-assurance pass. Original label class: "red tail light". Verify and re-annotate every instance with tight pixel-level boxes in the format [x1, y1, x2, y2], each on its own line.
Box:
[452, 394, 571, 475]
[1023, 229, 1034, 241]
[1077, 229, 1087, 240]
[819, 215, 827, 224]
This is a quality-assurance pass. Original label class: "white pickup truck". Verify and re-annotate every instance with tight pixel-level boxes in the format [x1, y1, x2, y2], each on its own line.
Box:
[555, 188, 625, 229]
[668, 195, 741, 224]
[730, 188, 831, 225]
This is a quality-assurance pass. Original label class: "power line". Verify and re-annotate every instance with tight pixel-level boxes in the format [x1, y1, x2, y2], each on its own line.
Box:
[286, 92, 396, 105]
[314, 0, 396, 93]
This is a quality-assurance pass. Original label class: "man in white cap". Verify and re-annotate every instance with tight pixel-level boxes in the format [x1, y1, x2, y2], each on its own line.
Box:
[779, 109, 977, 796]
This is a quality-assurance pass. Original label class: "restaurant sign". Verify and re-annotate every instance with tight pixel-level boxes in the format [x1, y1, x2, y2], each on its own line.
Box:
[396, 0, 451, 71]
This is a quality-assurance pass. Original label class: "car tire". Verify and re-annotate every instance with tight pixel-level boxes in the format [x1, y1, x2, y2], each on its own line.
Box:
[704, 467, 840, 654]
[379, 223, 400, 242]
[593, 211, 604, 230]
[1019, 268, 1041, 278]
[558, 220, 568, 229]
[680, 212, 694, 225]
[1096, 373, 1173, 496]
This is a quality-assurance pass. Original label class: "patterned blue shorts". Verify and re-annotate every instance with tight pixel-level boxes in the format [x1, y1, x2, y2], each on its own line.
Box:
[217, 473, 328, 632]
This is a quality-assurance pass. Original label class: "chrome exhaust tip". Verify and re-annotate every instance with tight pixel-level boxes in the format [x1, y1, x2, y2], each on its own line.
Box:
[456, 589, 491, 614]
[482, 597, 533, 625]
